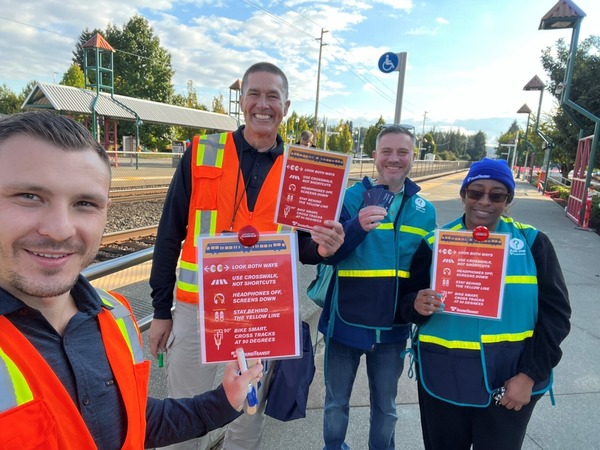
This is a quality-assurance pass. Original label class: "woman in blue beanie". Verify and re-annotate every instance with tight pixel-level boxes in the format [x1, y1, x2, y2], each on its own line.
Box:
[399, 158, 571, 450]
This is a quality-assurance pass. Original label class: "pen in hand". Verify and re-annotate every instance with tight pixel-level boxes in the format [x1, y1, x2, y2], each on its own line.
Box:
[236, 347, 258, 415]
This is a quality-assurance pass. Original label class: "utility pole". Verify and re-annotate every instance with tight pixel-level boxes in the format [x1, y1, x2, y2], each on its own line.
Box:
[313, 28, 328, 140]
[511, 130, 519, 173]
[419, 111, 428, 159]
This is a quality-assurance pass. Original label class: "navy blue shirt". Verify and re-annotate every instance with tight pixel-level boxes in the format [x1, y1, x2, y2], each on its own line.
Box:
[1, 277, 240, 449]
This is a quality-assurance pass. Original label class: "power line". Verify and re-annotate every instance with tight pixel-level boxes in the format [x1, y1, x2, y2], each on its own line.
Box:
[271, 0, 420, 112]
[242, 1, 403, 108]
[2, 8, 415, 118]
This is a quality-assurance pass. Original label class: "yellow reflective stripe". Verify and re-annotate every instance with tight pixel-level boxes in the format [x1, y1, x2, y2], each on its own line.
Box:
[399, 225, 430, 237]
[372, 223, 428, 237]
[0, 348, 34, 405]
[337, 269, 410, 278]
[215, 133, 227, 166]
[209, 212, 218, 234]
[449, 223, 463, 230]
[177, 279, 199, 293]
[180, 260, 197, 271]
[115, 318, 136, 362]
[426, 234, 435, 245]
[419, 334, 481, 350]
[196, 134, 226, 167]
[481, 330, 533, 343]
[338, 269, 395, 277]
[97, 290, 144, 364]
[420, 330, 533, 349]
[505, 275, 537, 284]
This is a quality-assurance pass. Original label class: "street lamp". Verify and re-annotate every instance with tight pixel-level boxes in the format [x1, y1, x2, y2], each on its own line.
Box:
[517, 104, 533, 180]
[523, 74, 553, 193]
[540, 0, 599, 227]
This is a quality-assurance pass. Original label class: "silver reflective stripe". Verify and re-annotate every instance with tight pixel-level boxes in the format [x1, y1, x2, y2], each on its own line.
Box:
[120, 315, 145, 364]
[0, 358, 17, 411]
[0, 356, 17, 411]
[179, 267, 198, 285]
[199, 210, 215, 235]
[96, 289, 145, 364]
[198, 134, 226, 167]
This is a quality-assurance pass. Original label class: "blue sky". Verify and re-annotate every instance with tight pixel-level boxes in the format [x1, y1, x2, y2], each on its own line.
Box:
[1, 0, 598, 143]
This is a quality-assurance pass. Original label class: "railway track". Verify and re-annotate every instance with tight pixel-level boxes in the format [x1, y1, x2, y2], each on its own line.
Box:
[101, 225, 159, 246]
[97, 226, 158, 262]
[109, 187, 168, 203]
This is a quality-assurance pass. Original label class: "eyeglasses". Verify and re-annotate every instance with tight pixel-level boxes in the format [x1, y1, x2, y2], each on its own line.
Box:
[464, 189, 510, 203]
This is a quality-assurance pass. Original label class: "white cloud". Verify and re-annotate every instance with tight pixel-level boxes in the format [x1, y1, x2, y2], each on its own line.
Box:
[2, 0, 599, 145]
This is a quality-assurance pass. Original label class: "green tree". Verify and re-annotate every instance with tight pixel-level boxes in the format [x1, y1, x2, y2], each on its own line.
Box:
[469, 131, 487, 161]
[363, 116, 386, 156]
[0, 81, 37, 115]
[421, 132, 436, 159]
[74, 16, 177, 150]
[60, 64, 85, 88]
[172, 81, 208, 141]
[0, 84, 22, 114]
[211, 94, 226, 114]
[541, 35, 600, 169]
[104, 16, 174, 102]
[495, 120, 520, 160]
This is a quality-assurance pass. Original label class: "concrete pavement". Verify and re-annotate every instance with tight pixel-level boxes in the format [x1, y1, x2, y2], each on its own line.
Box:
[113, 172, 600, 449]
[259, 173, 600, 450]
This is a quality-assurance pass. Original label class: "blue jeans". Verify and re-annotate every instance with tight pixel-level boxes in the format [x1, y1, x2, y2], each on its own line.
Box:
[323, 339, 406, 450]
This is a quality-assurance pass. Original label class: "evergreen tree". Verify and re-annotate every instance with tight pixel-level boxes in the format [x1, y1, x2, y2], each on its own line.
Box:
[541, 35, 600, 169]
[60, 64, 85, 88]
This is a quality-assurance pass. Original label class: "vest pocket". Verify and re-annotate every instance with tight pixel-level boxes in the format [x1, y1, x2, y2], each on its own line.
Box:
[193, 166, 223, 210]
[337, 278, 395, 327]
[132, 361, 151, 437]
[0, 399, 59, 450]
[419, 343, 490, 406]
[481, 341, 522, 389]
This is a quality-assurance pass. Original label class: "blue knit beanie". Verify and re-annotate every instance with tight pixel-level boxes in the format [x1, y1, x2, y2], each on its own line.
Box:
[461, 158, 515, 194]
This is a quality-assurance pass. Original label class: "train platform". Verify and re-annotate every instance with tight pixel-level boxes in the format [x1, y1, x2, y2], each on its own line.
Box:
[107, 172, 600, 450]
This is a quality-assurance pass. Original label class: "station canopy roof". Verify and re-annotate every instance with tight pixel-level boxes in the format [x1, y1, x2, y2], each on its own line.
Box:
[22, 82, 238, 131]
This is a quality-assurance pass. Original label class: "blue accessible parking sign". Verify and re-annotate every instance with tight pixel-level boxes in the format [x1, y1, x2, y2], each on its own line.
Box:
[378, 52, 399, 73]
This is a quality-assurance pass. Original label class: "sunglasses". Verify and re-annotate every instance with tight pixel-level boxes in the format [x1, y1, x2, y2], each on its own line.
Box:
[464, 189, 510, 203]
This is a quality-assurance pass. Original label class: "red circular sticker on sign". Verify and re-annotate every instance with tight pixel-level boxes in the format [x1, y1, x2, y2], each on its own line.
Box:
[472, 226, 489, 241]
[238, 225, 260, 247]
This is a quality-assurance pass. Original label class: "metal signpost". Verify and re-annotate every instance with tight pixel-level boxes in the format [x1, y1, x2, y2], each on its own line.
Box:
[378, 52, 407, 125]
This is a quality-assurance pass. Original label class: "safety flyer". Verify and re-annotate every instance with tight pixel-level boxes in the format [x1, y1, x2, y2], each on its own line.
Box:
[275, 145, 351, 231]
[197, 232, 300, 364]
[431, 229, 509, 319]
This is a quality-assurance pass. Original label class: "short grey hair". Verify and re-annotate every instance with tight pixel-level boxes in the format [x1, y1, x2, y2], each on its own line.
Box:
[376, 125, 416, 150]
[241, 62, 289, 100]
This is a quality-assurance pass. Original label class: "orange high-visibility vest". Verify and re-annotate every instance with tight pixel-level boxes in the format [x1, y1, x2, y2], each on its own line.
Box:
[176, 132, 287, 303]
[0, 290, 149, 449]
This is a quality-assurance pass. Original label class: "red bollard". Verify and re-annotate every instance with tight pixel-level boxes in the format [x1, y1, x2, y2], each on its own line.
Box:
[582, 193, 592, 229]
